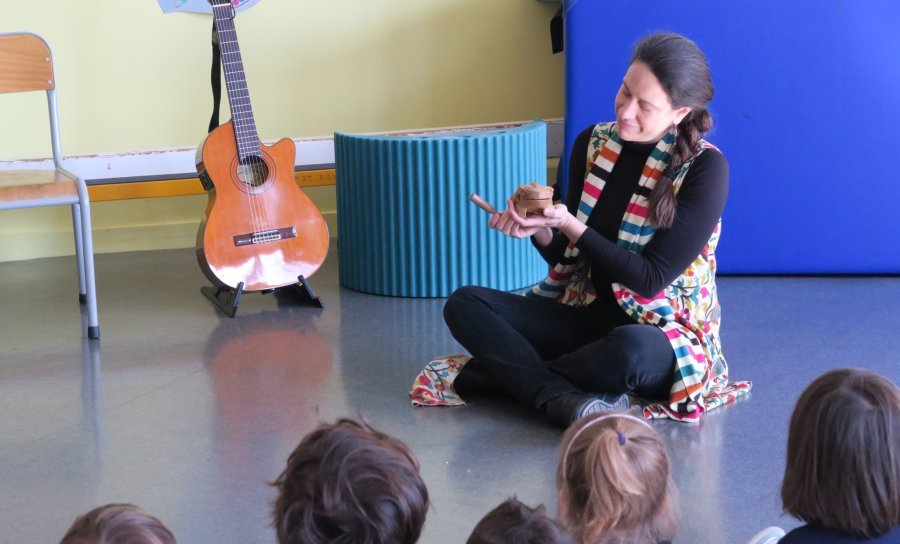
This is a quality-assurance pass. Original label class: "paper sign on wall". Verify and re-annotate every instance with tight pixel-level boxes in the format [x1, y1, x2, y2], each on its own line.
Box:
[158, 0, 263, 14]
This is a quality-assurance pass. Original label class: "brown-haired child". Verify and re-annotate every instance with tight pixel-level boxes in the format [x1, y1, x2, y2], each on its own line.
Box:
[271, 417, 429, 544]
[59, 503, 175, 544]
[557, 413, 678, 544]
[466, 497, 574, 544]
[779, 368, 900, 543]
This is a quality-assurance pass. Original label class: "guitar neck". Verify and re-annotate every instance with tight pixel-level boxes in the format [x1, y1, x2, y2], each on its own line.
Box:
[211, 2, 261, 160]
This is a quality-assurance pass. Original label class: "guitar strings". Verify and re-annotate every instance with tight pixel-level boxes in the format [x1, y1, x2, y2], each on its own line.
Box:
[215, 4, 269, 237]
[232, 7, 268, 236]
[213, 5, 257, 233]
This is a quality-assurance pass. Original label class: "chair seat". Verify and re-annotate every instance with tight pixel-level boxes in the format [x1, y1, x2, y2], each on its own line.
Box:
[0, 169, 78, 204]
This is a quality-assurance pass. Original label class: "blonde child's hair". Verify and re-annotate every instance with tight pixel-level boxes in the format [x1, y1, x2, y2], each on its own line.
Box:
[557, 413, 678, 544]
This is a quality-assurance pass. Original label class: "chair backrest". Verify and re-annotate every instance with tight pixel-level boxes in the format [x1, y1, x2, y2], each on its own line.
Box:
[0, 32, 55, 94]
[0, 32, 64, 166]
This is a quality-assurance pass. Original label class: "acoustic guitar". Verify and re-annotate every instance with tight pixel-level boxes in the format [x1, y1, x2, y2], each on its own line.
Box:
[196, 1, 329, 293]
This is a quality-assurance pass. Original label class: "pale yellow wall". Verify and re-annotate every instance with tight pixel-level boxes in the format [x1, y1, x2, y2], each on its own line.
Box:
[0, 0, 563, 261]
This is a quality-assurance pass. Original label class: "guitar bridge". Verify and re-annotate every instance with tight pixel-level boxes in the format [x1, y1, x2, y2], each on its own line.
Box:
[233, 227, 297, 247]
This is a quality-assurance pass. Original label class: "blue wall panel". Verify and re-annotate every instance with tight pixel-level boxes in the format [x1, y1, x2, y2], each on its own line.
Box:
[563, 0, 900, 273]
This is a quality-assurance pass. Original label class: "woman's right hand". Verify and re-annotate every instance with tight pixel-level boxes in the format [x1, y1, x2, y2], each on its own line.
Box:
[488, 199, 553, 243]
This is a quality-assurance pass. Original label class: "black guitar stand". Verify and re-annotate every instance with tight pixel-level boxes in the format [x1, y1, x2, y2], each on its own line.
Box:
[201, 282, 245, 318]
[272, 275, 325, 309]
[201, 276, 323, 318]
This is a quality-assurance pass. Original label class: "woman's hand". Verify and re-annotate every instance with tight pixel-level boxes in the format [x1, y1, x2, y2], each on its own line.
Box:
[534, 203, 587, 242]
[488, 200, 547, 239]
[488, 200, 586, 244]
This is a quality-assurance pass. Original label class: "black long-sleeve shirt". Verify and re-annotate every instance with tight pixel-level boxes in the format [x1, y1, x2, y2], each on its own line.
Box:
[535, 125, 729, 305]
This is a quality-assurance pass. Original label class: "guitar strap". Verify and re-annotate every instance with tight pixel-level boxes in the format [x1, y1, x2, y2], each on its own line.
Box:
[208, 20, 222, 133]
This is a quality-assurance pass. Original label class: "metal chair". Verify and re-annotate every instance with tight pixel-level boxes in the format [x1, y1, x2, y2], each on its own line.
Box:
[0, 32, 99, 338]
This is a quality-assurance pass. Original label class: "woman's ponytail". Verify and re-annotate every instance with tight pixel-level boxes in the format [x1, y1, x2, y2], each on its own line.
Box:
[649, 108, 713, 228]
[633, 33, 715, 229]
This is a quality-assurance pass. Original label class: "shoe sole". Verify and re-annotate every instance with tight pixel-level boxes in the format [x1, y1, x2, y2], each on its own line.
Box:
[576, 395, 629, 419]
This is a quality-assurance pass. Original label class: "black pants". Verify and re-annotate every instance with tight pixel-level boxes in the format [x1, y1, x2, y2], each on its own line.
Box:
[443, 285, 675, 410]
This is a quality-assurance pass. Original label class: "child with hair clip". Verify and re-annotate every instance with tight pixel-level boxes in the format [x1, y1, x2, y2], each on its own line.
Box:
[557, 413, 679, 544]
[270, 417, 429, 544]
[58, 503, 176, 544]
[776, 368, 900, 543]
[466, 496, 574, 544]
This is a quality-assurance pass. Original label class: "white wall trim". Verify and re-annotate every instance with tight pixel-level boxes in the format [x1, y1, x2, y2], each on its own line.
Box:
[1, 118, 564, 182]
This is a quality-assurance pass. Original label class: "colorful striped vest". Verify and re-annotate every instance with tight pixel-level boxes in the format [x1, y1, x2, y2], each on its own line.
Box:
[529, 122, 750, 422]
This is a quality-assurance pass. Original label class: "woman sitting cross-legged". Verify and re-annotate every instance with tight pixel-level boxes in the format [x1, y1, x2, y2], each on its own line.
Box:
[412, 32, 749, 426]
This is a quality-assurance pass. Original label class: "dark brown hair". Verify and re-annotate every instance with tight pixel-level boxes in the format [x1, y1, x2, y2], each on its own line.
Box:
[466, 497, 574, 544]
[557, 414, 678, 544]
[271, 418, 429, 544]
[632, 33, 714, 229]
[59, 503, 176, 544]
[782, 368, 900, 538]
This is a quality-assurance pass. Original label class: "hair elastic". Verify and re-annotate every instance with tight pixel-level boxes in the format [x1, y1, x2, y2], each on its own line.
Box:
[561, 413, 654, 476]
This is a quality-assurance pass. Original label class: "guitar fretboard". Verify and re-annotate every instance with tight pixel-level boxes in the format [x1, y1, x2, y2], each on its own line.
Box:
[211, 2, 261, 161]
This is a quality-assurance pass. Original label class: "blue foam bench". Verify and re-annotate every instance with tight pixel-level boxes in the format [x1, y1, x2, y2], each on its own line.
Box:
[335, 122, 549, 297]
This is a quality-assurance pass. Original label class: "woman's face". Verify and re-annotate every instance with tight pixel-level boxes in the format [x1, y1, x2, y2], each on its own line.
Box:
[615, 61, 692, 143]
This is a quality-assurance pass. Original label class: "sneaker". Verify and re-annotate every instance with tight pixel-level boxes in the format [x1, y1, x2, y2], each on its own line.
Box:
[544, 392, 630, 428]
[746, 526, 785, 544]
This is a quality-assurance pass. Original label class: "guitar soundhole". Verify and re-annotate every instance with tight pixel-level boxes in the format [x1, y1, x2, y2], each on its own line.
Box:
[236, 155, 269, 188]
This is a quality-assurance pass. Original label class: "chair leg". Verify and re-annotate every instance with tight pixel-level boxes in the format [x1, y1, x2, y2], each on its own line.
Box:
[77, 197, 100, 339]
[71, 203, 87, 303]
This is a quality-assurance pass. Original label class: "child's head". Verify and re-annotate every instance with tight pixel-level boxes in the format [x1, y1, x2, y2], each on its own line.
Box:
[59, 503, 175, 544]
[271, 418, 429, 544]
[557, 413, 677, 544]
[782, 368, 900, 538]
[466, 497, 574, 544]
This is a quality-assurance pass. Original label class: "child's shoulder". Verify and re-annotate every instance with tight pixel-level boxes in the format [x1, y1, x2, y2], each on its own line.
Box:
[781, 524, 900, 544]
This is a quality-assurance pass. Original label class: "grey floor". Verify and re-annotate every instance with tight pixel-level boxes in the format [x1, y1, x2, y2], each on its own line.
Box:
[1, 246, 898, 544]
